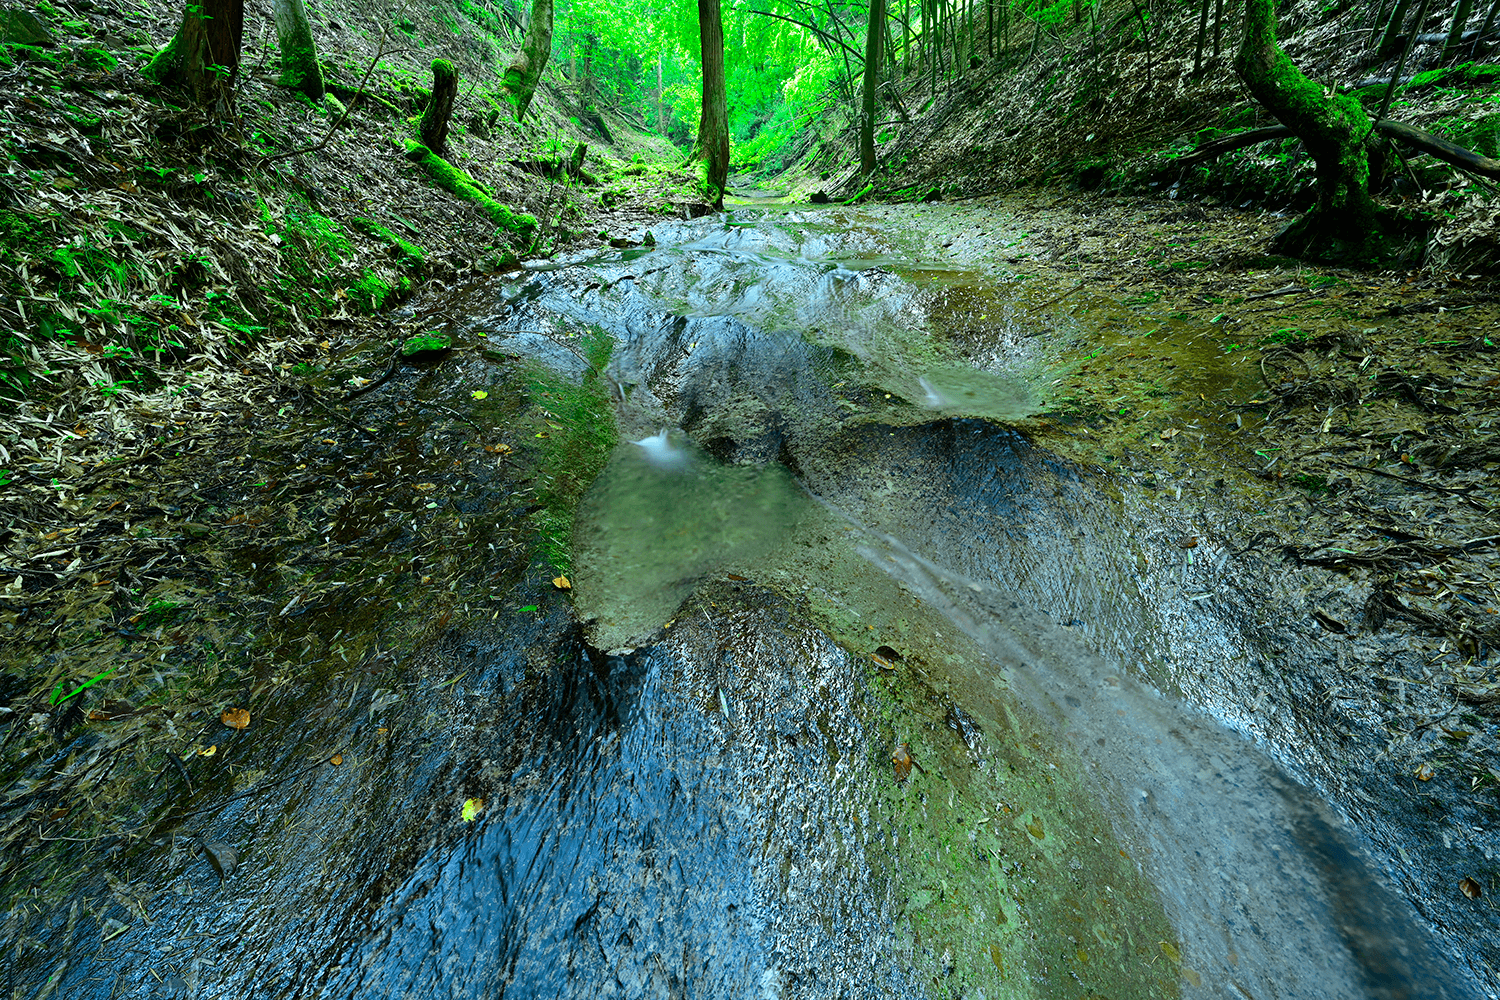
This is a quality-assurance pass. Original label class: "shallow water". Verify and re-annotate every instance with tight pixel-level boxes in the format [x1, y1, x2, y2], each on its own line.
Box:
[13, 206, 1490, 1000]
[481, 207, 1487, 997]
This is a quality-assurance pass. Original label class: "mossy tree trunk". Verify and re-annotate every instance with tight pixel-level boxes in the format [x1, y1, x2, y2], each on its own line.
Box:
[695, 0, 730, 209]
[419, 59, 458, 155]
[272, 0, 324, 98]
[1235, 0, 1379, 256]
[500, 0, 554, 121]
[142, 0, 244, 114]
[860, 0, 887, 177]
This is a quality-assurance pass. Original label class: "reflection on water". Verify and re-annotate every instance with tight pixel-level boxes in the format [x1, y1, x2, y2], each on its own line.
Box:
[896, 361, 1035, 419]
[573, 436, 811, 650]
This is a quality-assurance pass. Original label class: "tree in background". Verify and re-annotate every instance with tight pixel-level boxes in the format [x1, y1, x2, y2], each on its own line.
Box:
[1234, 0, 1378, 257]
[143, 0, 245, 112]
[501, 0, 556, 120]
[694, 0, 730, 207]
[272, 0, 325, 99]
[859, 0, 886, 177]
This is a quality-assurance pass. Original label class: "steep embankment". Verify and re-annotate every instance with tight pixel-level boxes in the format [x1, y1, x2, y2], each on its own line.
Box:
[0, 0, 697, 916]
[790, 0, 1499, 272]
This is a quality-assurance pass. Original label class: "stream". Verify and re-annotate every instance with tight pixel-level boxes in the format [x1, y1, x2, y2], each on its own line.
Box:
[15, 205, 1491, 999]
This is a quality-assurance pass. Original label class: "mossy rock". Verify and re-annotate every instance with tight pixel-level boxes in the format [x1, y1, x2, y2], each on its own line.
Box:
[1407, 62, 1500, 93]
[1459, 112, 1500, 160]
[399, 331, 452, 361]
[1, 9, 54, 46]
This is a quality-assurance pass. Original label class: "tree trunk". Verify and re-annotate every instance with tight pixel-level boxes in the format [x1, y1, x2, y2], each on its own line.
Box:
[657, 56, 665, 133]
[419, 59, 458, 154]
[1478, 0, 1500, 60]
[500, 0, 554, 121]
[696, 0, 730, 208]
[861, 0, 887, 176]
[1193, 0, 1210, 76]
[581, 32, 594, 110]
[142, 0, 244, 113]
[1377, 0, 1414, 59]
[272, 0, 323, 98]
[1443, 0, 1476, 62]
[1235, 0, 1379, 256]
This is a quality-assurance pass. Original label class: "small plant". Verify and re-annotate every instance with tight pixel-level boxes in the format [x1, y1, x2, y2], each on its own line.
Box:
[50, 665, 117, 705]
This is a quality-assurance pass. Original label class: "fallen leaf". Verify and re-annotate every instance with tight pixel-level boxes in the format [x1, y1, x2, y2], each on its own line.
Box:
[221, 707, 250, 730]
[892, 742, 913, 780]
[198, 745, 217, 757]
[201, 840, 237, 878]
[1415, 763, 1435, 781]
[1313, 610, 1347, 633]
[462, 797, 484, 822]
[1159, 428, 1179, 440]
[471, 390, 489, 400]
[483, 443, 512, 454]
[518, 605, 539, 613]
[552, 575, 572, 590]
[330, 754, 343, 766]
[413, 482, 437, 492]
[1460, 877, 1483, 899]
[1176, 535, 1199, 549]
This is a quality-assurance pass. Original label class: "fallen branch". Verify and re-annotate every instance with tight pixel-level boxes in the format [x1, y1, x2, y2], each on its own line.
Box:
[1178, 119, 1500, 180]
[1374, 120, 1500, 180]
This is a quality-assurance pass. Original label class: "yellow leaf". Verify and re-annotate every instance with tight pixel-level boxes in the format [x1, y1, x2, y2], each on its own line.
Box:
[462, 798, 484, 822]
[471, 390, 488, 400]
[221, 708, 250, 730]
[197, 745, 217, 757]
[552, 575, 572, 590]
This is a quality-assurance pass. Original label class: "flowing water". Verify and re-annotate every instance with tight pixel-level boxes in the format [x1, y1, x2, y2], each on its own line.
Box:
[15, 206, 1492, 999]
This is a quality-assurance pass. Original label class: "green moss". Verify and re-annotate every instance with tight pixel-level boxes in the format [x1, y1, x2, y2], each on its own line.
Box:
[861, 667, 1183, 999]
[0, 208, 47, 266]
[347, 268, 411, 312]
[350, 216, 427, 272]
[1462, 112, 1500, 159]
[526, 328, 617, 572]
[402, 140, 537, 245]
[399, 331, 452, 357]
[73, 45, 116, 71]
[140, 30, 182, 84]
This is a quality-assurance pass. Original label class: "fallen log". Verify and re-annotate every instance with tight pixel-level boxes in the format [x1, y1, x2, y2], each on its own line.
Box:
[1178, 120, 1500, 180]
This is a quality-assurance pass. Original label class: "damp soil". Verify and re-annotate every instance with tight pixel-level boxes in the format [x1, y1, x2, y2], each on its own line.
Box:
[3, 193, 1498, 998]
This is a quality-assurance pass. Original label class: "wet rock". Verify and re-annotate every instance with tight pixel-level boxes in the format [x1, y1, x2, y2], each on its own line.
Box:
[399, 331, 452, 362]
[200, 840, 237, 879]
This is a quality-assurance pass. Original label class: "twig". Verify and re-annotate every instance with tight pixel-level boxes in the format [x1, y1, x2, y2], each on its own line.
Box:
[1037, 280, 1085, 308]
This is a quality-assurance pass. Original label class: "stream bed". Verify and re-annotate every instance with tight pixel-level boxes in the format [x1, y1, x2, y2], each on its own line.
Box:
[10, 206, 1493, 1000]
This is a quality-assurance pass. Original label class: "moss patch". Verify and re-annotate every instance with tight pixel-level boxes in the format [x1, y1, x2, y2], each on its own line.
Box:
[401, 139, 537, 245]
